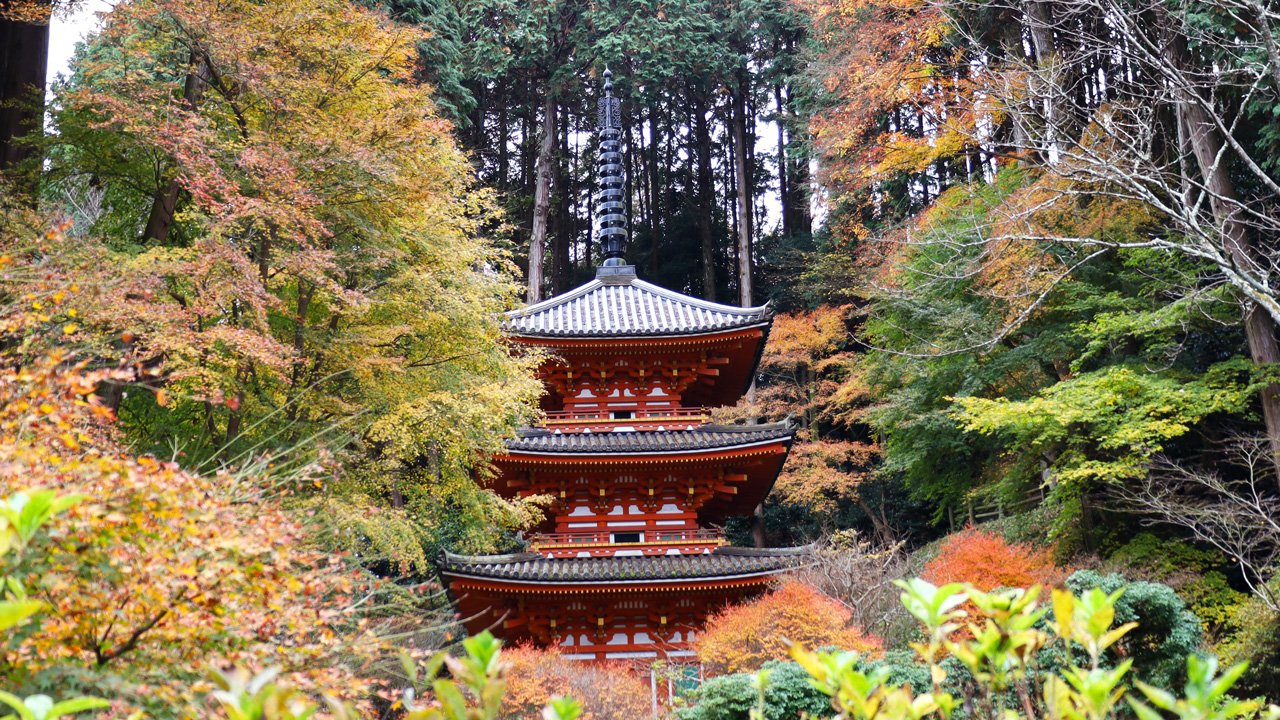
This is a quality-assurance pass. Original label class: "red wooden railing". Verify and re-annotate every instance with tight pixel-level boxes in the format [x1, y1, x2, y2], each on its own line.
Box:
[542, 406, 708, 430]
[530, 527, 723, 549]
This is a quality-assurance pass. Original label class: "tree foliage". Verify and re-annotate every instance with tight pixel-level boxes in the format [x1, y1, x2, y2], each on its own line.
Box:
[0, 348, 383, 712]
[921, 528, 1066, 593]
[789, 578, 1277, 720]
[498, 645, 649, 720]
[676, 660, 834, 720]
[0, 0, 552, 705]
[40, 0, 544, 571]
[695, 580, 882, 675]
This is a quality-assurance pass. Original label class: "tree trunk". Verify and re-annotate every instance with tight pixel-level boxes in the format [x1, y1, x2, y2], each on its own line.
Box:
[647, 102, 662, 276]
[792, 143, 811, 236]
[528, 95, 555, 304]
[856, 490, 895, 544]
[787, 83, 811, 237]
[497, 99, 510, 193]
[1168, 29, 1280, 485]
[776, 85, 791, 239]
[732, 76, 753, 307]
[143, 59, 208, 244]
[142, 183, 183, 244]
[1024, 1, 1056, 67]
[0, 2, 48, 188]
[551, 105, 570, 296]
[694, 95, 716, 301]
[1023, 1, 1077, 159]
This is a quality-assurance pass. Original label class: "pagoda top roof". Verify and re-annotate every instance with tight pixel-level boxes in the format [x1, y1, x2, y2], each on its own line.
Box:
[504, 421, 793, 455]
[505, 266, 771, 339]
[440, 544, 811, 584]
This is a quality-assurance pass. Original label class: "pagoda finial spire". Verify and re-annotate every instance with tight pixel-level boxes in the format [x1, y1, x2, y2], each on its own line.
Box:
[596, 67, 627, 268]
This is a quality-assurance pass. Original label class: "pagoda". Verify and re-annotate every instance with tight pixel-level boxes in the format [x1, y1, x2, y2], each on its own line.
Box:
[440, 70, 805, 663]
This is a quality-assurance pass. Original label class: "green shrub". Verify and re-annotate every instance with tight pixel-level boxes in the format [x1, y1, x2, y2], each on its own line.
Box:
[1109, 532, 1220, 576]
[1065, 570, 1202, 687]
[1216, 587, 1280, 699]
[1106, 532, 1249, 633]
[676, 661, 832, 720]
[791, 579, 1279, 720]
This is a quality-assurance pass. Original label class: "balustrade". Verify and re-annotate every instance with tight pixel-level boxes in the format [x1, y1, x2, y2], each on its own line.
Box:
[529, 527, 724, 552]
[542, 406, 709, 432]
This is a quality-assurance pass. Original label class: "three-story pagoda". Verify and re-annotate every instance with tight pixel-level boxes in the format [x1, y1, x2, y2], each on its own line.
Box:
[440, 70, 805, 663]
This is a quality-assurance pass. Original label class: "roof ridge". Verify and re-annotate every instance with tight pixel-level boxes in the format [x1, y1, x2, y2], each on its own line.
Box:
[693, 419, 795, 434]
[502, 277, 774, 338]
[443, 550, 542, 564]
[439, 548, 811, 581]
[629, 278, 769, 316]
[503, 423, 795, 454]
[507, 279, 605, 318]
[711, 542, 817, 557]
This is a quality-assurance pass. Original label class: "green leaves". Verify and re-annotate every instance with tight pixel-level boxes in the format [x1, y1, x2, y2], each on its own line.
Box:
[788, 578, 1276, 720]
[1129, 656, 1274, 720]
[1052, 587, 1137, 667]
[1045, 661, 1133, 720]
[399, 630, 579, 720]
[952, 361, 1253, 489]
[1, 490, 84, 634]
[788, 644, 894, 720]
[542, 696, 583, 720]
[0, 600, 44, 634]
[0, 693, 109, 720]
[951, 586, 1047, 691]
[894, 578, 966, 663]
[209, 633, 580, 720]
[0, 490, 85, 557]
[210, 667, 360, 720]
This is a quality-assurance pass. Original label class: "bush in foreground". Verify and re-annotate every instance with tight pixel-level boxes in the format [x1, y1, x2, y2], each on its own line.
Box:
[500, 645, 649, 720]
[922, 526, 1066, 591]
[695, 580, 882, 675]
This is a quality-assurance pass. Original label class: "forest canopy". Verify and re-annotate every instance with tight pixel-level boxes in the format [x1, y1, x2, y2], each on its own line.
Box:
[1, 0, 1280, 711]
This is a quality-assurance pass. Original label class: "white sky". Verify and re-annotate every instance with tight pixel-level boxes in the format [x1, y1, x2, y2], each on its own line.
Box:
[47, 0, 114, 93]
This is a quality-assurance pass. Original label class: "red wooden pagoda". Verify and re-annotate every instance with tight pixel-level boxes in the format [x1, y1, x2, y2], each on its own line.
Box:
[440, 70, 805, 663]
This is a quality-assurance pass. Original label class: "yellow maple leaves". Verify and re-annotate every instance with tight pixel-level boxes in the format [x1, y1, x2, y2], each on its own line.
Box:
[0, 351, 382, 711]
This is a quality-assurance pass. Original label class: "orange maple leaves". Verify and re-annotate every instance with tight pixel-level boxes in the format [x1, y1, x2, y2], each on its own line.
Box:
[921, 526, 1066, 592]
[499, 645, 650, 720]
[799, 0, 978, 193]
[694, 580, 882, 675]
[0, 348, 381, 710]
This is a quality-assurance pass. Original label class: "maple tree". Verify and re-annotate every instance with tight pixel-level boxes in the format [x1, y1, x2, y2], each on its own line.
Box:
[752, 307, 883, 536]
[0, 348, 385, 712]
[795, 0, 973, 241]
[0, 0, 550, 698]
[38, 0, 546, 569]
[920, 527, 1065, 593]
[498, 645, 649, 720]
[694, 580, 881, 675]
[728, 305, 935, 545]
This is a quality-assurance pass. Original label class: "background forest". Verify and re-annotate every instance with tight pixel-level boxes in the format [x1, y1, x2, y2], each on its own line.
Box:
[2, 0, 1280, 714]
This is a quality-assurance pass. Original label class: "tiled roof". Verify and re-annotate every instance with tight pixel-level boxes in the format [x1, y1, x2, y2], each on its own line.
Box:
[505, 267, 771, 338]
[441, 545, 811, 583]
[504, 421, 794, 454]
